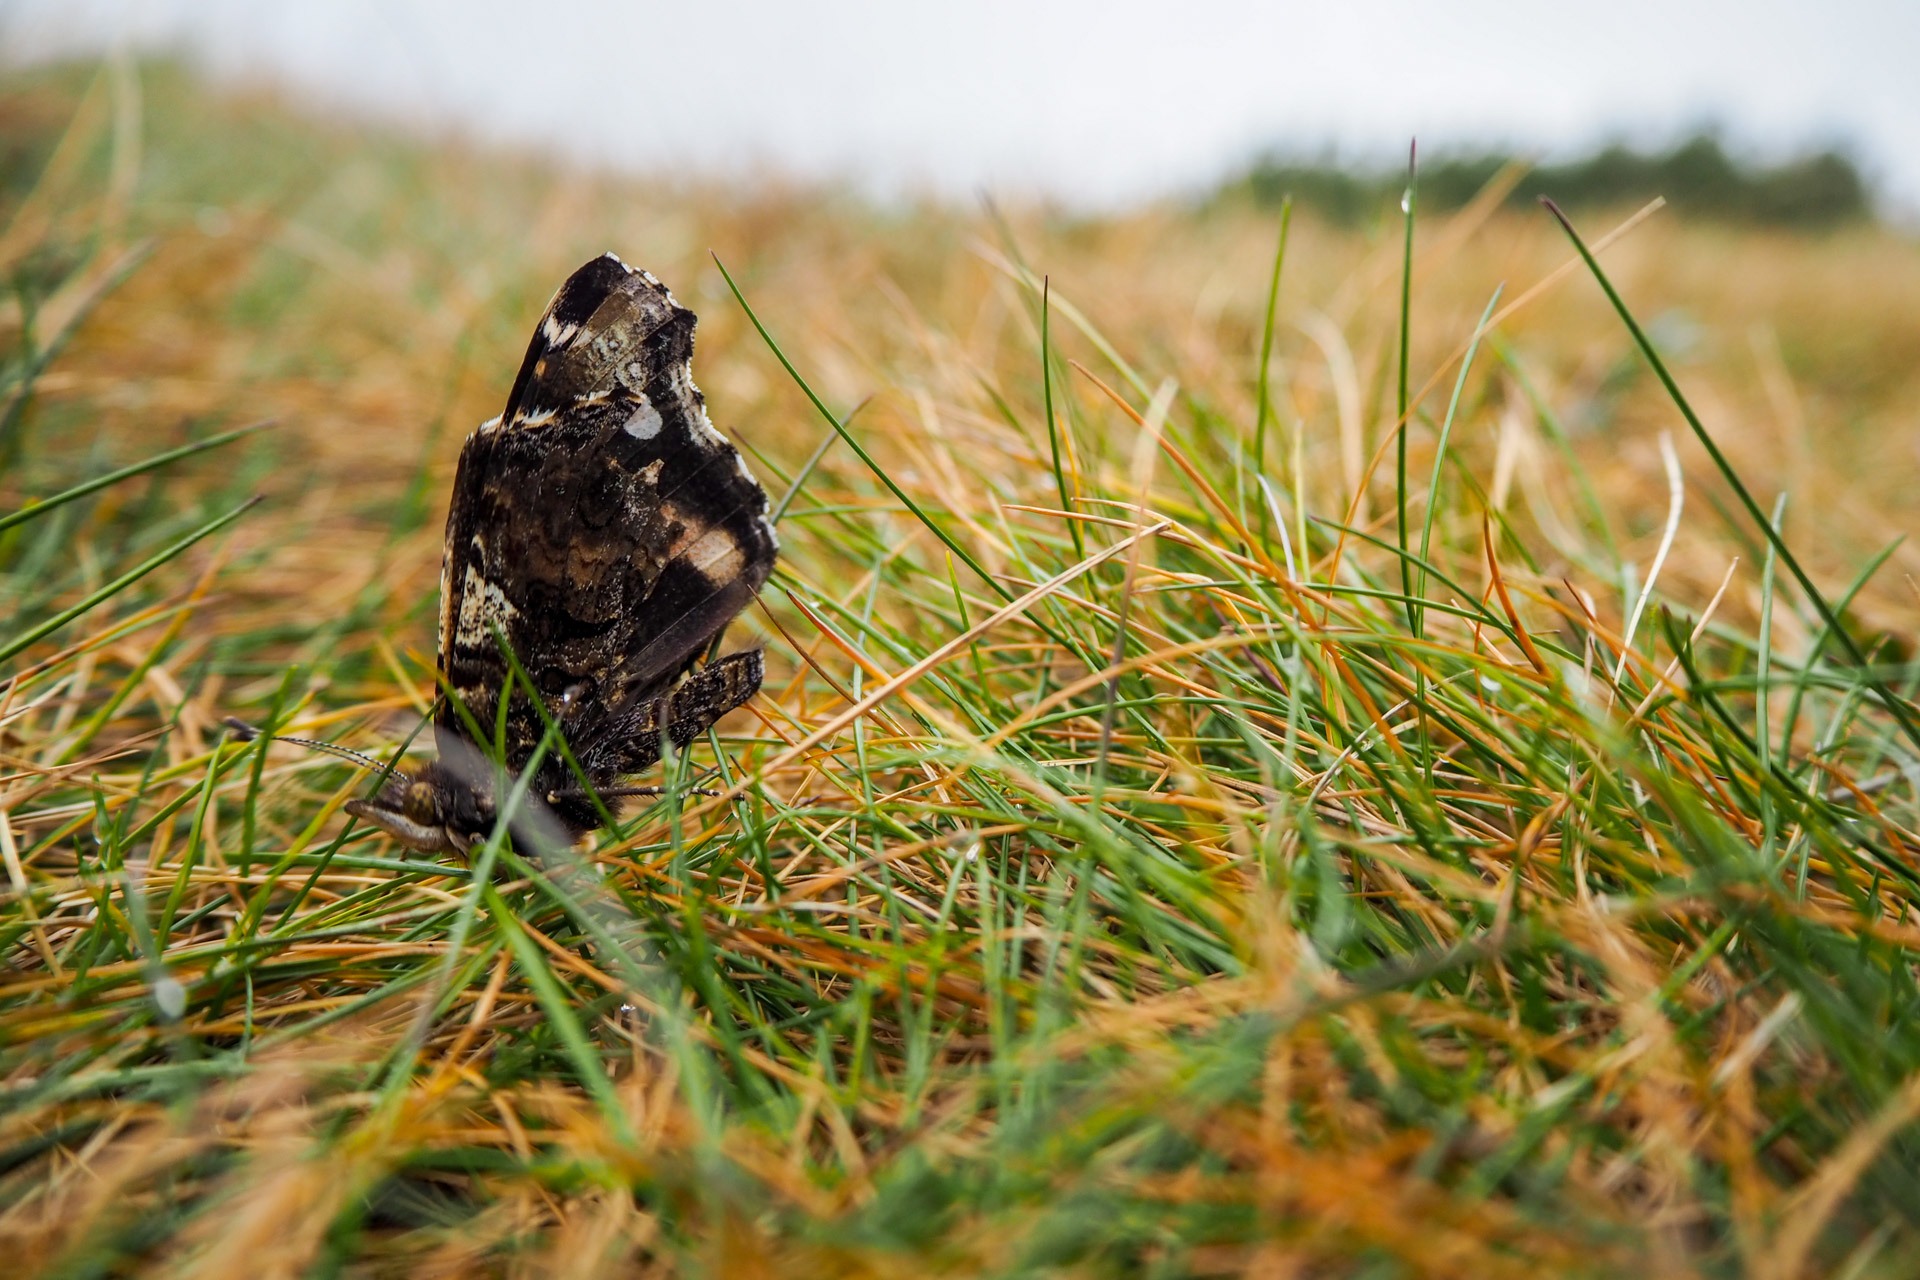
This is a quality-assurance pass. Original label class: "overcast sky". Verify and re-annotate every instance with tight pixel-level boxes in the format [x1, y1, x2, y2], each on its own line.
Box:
[7, 0, 1918, 214]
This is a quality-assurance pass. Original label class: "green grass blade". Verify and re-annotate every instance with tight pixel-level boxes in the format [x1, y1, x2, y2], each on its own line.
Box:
[1414, 285, 1502, 635]
[1396, 143, 1418, 636]
[712, 252, 1011, 604]
[1544, 198, 1920, 756]
[0, 496, 259, 665]
[1043, 277, 1085, 560]
[1253, 197, 1293, 482]
[0, 419, 274, 536]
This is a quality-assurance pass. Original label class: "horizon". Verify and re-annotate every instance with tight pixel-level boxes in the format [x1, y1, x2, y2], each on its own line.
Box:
[5, 0, 1916, 217]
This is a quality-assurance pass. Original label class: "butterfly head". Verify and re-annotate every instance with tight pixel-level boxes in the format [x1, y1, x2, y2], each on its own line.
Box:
[344, 761, 495, 855]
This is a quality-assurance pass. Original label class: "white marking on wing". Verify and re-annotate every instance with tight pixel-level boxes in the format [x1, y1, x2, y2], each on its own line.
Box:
[437, 552, 452, 658]
[679, 526, 743, 583]
[623, 394, 663, 440]
[733, 454, 780, 550]
[454, 564, 520, 648]
[674, 361, 727, 447]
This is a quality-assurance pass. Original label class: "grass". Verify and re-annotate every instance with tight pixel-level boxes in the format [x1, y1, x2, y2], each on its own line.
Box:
[4, 59, 1920, 1277]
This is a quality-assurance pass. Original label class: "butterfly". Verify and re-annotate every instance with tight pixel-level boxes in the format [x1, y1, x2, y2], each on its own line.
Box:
[343, 253, 777, 854]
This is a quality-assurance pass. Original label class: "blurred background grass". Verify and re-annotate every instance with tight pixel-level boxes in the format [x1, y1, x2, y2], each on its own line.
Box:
[3, 58, 1920, 1277]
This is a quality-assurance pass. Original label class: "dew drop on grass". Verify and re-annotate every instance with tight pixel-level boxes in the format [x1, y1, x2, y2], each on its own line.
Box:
[1401, 191, 1412, 214]
[152, 976, 186, 1020]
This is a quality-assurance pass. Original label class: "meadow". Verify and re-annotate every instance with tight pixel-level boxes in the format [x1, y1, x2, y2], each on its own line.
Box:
[4, 60, 1920, 1277]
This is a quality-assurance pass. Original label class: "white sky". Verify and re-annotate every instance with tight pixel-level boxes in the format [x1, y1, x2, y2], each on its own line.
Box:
[6, 0, 1918, 214]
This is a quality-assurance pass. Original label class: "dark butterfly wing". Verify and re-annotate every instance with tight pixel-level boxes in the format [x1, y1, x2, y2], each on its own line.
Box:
[500, 253, 676, 429]
[436, 253, 777, 783]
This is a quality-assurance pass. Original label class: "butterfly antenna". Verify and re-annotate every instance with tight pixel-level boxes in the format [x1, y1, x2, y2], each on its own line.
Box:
[223, 717, 394, 774]
[555, 784, 722, 801]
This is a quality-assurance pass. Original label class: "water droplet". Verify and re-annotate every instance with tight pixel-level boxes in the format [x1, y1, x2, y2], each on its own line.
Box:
[153, 976, 186, 1020]
[1401, 192, 1412, 214]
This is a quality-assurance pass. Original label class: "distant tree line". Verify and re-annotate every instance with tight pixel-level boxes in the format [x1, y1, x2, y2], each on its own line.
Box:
[1226, 134, 1873, 229]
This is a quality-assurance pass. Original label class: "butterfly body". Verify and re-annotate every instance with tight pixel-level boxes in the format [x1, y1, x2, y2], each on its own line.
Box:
[347, 254, 776, 853]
